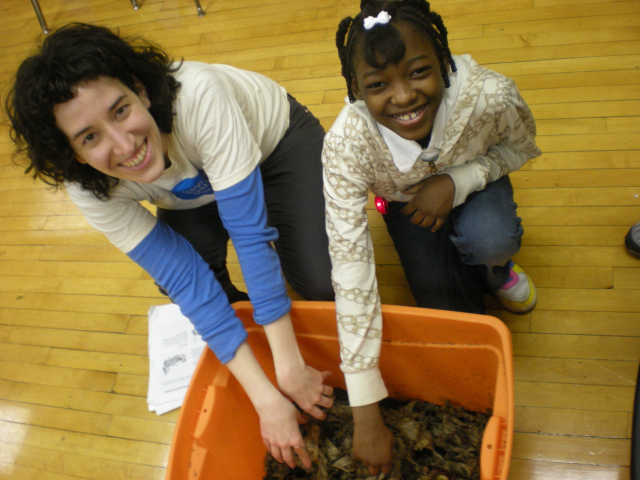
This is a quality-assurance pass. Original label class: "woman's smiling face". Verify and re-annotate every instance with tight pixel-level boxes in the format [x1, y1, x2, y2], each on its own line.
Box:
[350, 22, 446, 142]
[54, 76, 169, 184]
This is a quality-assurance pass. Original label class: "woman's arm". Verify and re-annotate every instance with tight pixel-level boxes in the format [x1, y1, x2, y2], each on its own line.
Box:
[214, 168, 333, 419]
[226, 341, 312, 469]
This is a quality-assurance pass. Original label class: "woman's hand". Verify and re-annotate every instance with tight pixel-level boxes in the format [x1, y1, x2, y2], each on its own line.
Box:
[401, 174, 455, 231]
[278, 366, 334, 420]
[256, 393, 312, 469]
[225, 341, 312, 468]
[352, 403, 394, 476]
[263, 313, 334, 419]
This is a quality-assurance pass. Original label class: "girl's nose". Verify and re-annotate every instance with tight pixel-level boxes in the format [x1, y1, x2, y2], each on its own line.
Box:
[392, 81, 417, 106]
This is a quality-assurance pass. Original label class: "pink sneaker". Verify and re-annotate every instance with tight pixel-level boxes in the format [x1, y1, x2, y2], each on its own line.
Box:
[494, 261, 537, 313]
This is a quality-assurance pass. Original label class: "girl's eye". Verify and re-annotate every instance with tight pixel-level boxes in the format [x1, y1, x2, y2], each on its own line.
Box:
[366, 81, 386, 90]
[412, 66, 431, 77]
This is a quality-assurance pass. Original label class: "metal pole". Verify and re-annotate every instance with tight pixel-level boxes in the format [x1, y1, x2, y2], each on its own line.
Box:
[194, 0, 205, 17]
[30, 0, 49, 34]
[130, 0, 140, 10]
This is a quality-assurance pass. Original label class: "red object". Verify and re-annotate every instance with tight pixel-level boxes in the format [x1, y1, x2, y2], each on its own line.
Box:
[375, 196, 388, 214]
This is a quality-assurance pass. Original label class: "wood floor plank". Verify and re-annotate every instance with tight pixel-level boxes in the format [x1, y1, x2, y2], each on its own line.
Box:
[0, 229, 108, 246]
[514, 356, 637, 385]
[513, 186, 640, 207]
[113, 374, 148, 397]
[522, 226, 629, 246]
[533, 287, 640, 312]
[0, 380, 176, 422]
[512, 431, 630, 466]
[514, 405, 630, 438]
[485, 206, 639, 226]
[107, 416, 175, 444]
[0, 420, 170, 467]
[45, 349, 148, 376]
[9, 327, 147, 356]
[0, 260, 142, 279]
[0, 440, 166, 480]
[614, 267, 640, 289]
[532, 310, 640, 336]
[0, 361, 115, 392]
[0, 399, 112, 436]
[514, 381, 634, 411]
[0, 276, 162, 298]
[514, 246, 638, 267]
[0, 308, 129, 333]
[0, 463, 85, 480]
[514, 332, 640, 361]
[508, 458, 629, 480]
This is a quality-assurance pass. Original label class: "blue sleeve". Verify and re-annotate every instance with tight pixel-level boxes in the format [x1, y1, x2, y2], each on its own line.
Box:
[214, 167, 291, 325]
[127, 220, 247, 364]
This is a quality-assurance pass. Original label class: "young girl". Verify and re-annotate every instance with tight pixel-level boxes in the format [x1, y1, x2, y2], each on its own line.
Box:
[5, 23, 334, 468]
[323, 0, 541, 474]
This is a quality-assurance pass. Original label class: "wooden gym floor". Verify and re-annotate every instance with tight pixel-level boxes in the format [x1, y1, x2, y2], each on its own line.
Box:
[0, 0, 639, 479]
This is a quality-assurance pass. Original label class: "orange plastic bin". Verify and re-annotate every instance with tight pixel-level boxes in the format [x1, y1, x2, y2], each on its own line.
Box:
[166, 301, 514, 480]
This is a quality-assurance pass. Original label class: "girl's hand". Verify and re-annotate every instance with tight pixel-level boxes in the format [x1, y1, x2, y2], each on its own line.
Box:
[257, 394, 312, 469]
[401, 174, 455, 231]
[352, 403, 394, 476]
[278, 367, 334, 420]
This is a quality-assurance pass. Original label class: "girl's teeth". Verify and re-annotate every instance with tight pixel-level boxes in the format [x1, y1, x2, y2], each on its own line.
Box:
[122, 141, 147, 167]
[392, 105, 425, 121]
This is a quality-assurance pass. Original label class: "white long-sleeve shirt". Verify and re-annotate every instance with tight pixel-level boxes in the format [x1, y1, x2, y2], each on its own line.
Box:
[322, 54, 541, 407]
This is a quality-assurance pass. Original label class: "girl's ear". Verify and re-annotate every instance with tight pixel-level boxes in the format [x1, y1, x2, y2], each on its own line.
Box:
[132, 76, 151, 108]
[350, 76, 364, 100]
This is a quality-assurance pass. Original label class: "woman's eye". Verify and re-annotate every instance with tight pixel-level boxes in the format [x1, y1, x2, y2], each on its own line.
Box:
[115, 104, 130, 116]
[366, 81, 385, 90]
[82, 132, 96, 145]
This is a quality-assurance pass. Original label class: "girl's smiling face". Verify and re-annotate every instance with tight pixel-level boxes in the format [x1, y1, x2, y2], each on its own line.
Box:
[54, 76, 169, 184]
[350, 22, 446, 142]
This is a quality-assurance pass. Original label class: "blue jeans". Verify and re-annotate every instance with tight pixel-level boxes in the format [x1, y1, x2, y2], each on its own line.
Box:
[383, 175, 523, 313]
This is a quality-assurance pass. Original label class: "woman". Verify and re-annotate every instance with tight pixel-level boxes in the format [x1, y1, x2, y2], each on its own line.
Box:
[5, 23, 334, 468]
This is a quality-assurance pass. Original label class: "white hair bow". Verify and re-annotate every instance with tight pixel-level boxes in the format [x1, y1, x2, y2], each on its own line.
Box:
[363, 11, 392, 30]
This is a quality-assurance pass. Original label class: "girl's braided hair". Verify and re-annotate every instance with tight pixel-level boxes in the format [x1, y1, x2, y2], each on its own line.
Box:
[4, 23, 181, 199]
[336, 0, 456, 103]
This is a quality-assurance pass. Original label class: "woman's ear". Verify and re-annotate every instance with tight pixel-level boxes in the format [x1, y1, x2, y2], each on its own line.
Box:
[132, 76, 151, 108]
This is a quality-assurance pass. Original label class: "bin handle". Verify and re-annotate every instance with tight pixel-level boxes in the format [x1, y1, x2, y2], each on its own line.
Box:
[480, 415, 507, 480]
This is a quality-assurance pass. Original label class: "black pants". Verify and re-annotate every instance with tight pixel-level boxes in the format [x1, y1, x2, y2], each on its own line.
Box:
[157, 96, 334, 303]
[383, 201, 486, 314]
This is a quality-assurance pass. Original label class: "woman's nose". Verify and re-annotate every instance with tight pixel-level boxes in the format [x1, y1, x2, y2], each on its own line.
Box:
[110, 127, 136, 156]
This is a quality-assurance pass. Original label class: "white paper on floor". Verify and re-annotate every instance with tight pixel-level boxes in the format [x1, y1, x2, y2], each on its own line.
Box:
[147, 303, 207, 415]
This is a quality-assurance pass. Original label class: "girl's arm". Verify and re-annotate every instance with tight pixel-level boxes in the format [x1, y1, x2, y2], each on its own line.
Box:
[444, 77, 541, 209]
[322, 130, 389, 408]
[214, 167, 333, 419]
[322, 129, 393, 472]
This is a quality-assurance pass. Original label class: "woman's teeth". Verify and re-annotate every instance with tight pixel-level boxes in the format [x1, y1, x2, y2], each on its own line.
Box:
[121, 141, 148, 168]
[391, 104, 426, 121]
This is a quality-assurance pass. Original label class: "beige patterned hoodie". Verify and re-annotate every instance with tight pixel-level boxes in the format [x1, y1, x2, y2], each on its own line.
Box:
[322, 54, 541, 407]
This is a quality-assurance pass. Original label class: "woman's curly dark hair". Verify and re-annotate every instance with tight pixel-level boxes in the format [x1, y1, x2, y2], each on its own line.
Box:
[336, 0, 456, 103]
[4, 23, 181, 199]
